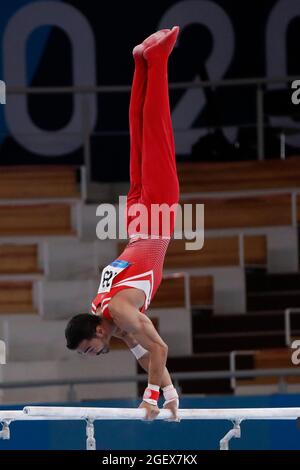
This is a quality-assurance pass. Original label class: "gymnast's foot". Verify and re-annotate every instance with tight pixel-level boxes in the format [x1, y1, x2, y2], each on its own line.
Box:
[143, 26, 180, 61]
[132, 29, 170, 61]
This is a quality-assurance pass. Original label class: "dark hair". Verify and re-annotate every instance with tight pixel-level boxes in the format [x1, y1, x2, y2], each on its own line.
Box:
[65, 314, 101, 350]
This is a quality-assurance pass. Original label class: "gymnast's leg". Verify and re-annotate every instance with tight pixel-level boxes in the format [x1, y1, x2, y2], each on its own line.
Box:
[127, 30, 171, 232]
[141, 27, 180, 237]
[126, 44, 147, 230]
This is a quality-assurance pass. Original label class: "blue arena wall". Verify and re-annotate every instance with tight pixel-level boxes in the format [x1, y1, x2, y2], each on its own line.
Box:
[0, 394, 300, 450]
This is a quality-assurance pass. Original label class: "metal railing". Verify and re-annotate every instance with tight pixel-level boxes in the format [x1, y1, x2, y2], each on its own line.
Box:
[6, 74, 300, 197]
[228, 310, 300, 393]
[1, 368, 300, 402]
[227, 310, 300, 392]
[229, 350, 255, 391]
[285, 308, 300, 346]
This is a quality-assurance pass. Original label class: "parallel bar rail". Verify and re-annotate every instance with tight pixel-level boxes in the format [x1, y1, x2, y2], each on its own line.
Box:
[1, 406, 300, 451]
[22, 405, 300, 420]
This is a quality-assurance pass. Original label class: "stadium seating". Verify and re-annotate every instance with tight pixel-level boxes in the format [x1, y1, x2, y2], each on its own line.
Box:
[1, 159, 300, 399]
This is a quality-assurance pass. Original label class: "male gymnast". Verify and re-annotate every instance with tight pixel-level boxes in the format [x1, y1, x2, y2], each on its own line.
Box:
[65, 27, 180, 421]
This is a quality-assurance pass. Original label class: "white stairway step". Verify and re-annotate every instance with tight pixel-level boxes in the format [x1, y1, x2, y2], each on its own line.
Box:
[0, 314, 70, 362]
[0, 351, 136, 404]
[39, 279, 99, 319]
[45, 239, 118, 280]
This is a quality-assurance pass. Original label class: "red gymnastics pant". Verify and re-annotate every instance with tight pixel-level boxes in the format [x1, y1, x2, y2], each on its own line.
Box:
[126, 49, 179, 238]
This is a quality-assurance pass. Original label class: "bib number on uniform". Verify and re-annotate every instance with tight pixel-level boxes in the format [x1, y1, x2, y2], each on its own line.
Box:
[98, 259, 130, 293]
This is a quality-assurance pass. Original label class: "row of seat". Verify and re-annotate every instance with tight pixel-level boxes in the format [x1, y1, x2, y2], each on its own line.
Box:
[0, 166, 79, 199]
[1, 159, 300, 199]
[0, 231, 267, 313]
[163, 236, 266, 268]
[237, 348, 300, 387]
[0, 274, 212, 314]
[0, 204, 74, 236]
[177, 157, 300, 193]
[118, 236, 266, 269]
[0, 281, 34, 314]
[0, 244, 40, 274]
[0, 194, 298, 236]
[180, 193, 296, 229]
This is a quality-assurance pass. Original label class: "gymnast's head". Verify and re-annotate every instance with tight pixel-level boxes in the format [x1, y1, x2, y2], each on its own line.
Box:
[65, 313, 111, 356]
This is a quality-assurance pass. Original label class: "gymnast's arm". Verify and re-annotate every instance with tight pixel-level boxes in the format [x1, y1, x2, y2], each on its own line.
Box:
[112, 327, 180, 421]
[113, 329, 173, 388]
[109, 297, 168, 388]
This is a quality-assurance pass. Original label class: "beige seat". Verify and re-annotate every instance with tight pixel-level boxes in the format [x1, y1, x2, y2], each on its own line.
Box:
[0, 281, 36, 314]
[0, 244, 40, 274]
[177, 157, 300, 193]
[151, 275, 213, 308]
[164, 236, 266, 269]
[0, 166, 79, 199]
[237, 348, 300, 386]
[0, 204, 74, 236]
[180, 194, 292, 229]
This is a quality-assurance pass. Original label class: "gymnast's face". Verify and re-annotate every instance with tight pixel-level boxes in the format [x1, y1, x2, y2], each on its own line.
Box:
[77, 326, 110, 356]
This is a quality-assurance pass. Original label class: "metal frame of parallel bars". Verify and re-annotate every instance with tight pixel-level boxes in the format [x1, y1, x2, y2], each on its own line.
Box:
[1, 406, 300, 450]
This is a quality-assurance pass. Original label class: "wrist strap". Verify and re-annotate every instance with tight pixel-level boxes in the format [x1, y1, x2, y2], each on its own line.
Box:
[163, 384, 178, 402]
[143, 384, 160, 405]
